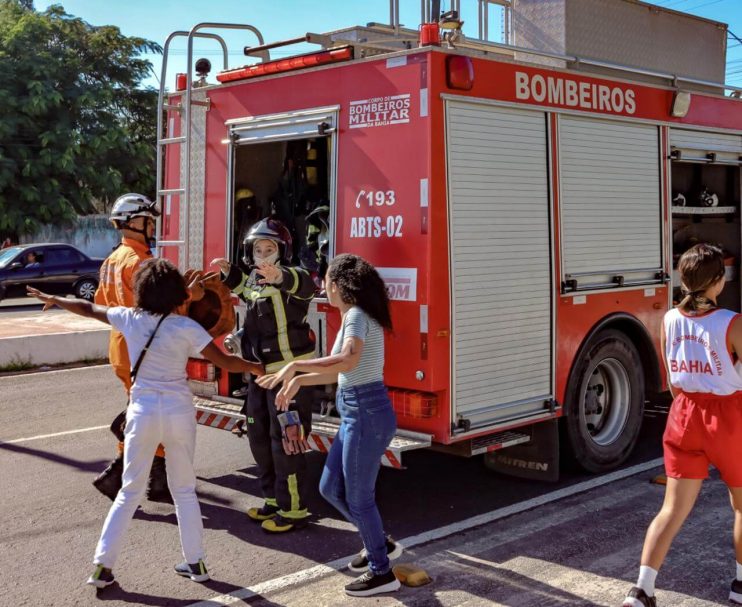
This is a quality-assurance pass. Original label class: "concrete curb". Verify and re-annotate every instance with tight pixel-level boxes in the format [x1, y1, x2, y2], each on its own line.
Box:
[0, 330, 109, 367]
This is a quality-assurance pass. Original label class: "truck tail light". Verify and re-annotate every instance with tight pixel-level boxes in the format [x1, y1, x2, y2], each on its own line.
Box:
[389, 389, 438, 419]
[187, 359, 215, 382]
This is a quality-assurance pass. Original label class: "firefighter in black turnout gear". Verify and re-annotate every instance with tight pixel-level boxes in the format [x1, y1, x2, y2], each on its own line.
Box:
[212, 218, 316, 532]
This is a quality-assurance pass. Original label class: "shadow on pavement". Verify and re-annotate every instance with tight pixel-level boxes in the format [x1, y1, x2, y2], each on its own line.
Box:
[0, 441, 108, 473]
[93, 579, 284, 606]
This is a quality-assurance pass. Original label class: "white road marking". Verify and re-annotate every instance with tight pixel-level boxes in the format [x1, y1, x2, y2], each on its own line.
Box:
[187, 456, 665, 606]
[0, 363, 110, 381]
[3, 425, 109, 444]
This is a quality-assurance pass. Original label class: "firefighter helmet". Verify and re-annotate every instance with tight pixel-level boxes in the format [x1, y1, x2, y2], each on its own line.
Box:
[698, 187, 719, 207]
[109, 193, 160, 224]
[235, 188, 255, 202]
[306, 204, 330, 256]
[672, 192, 687, 207]
[243, 218, 292, 265]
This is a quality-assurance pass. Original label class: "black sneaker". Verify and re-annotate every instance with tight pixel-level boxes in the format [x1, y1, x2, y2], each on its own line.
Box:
[623, 586, 657, 607]
[174, 559, 210, 583]
[345, 569, 401, 597]
[348, 536, 403, 572]
[730, 579, 742, 604]
[86, 564, 115, 589]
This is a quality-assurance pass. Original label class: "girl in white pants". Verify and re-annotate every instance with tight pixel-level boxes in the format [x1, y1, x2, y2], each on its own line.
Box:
[28, 259, 263, 590]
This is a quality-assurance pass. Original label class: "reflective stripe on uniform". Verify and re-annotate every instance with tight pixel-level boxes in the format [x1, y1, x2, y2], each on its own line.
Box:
[265, 352, 314, 374]
[270, 290, 294, 362]
[232, 272, 248, 295]
[287, 267, 299, 295]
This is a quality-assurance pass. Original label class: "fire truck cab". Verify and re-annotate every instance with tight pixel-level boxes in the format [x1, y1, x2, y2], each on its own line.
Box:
[158, 0, 742, 479]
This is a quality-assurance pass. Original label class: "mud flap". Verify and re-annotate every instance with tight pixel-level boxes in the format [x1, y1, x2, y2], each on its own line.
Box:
[483, 419, 560, 482]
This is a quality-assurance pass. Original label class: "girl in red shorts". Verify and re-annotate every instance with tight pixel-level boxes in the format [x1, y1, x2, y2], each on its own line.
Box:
[624, 243, 742, 607]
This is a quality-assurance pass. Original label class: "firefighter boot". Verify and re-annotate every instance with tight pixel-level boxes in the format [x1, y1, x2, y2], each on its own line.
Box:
[92, 455, 124, 501]
[247, 498, 280, 521]
[147, 455, 173, 504]
[261, 513, 309, 533]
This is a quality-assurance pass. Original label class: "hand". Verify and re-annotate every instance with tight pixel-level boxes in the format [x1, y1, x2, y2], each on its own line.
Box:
[275, 377, 300, 411]
[184, 269, 206, 301]
[282, 423, 310, 455]
[259, 364, 296, 390]
[245, 361, 265, 377]
[210, 258, 231, 275]
[256, 262, 283, 285]
[26, 286, 57, 311]
[256, 373, 277, 389]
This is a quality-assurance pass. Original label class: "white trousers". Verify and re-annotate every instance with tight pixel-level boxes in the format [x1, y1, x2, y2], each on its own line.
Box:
[93, 390, 205, 568]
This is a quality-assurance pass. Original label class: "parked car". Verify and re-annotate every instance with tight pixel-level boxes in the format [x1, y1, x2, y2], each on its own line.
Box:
[0, 243, 103, 302]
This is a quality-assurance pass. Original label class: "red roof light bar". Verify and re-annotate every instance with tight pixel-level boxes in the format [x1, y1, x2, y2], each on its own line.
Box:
[216, 46, 353, 83]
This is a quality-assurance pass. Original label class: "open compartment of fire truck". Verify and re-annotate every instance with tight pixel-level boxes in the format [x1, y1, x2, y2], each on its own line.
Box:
[669, 131, 742, 310]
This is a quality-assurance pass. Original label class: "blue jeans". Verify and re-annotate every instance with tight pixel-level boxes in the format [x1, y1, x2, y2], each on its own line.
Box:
[319, 381, 397, 575]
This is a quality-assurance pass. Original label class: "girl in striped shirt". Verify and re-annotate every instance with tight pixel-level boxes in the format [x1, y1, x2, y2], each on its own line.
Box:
[258, 253, 402, 597]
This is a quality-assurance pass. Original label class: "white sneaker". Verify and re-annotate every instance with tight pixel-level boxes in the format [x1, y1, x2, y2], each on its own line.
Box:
[348, 536, 403, 572]
[174, 559, 210, 583]
[86, 564, 115, 589]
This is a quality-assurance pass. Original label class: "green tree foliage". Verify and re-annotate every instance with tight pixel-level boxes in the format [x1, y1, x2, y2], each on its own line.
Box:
[0, 1, 162, 236]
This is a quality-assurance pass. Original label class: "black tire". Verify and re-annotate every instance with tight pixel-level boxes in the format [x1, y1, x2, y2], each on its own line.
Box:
[563, 329, 644, 473]
[74, 278, 98, 301]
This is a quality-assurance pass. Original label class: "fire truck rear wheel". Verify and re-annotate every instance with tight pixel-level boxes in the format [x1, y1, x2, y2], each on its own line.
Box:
[564, 329, 644, 473]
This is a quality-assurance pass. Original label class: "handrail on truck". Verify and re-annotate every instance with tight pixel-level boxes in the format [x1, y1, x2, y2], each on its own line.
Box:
[155, 23, 269, 267]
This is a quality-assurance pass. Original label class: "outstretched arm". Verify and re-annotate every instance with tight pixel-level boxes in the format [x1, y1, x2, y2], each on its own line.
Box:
[258, 337, 363, 390]
[27, 286, 110, 324]
[200, 342, 264, 376]
[274, 372, 339, 410]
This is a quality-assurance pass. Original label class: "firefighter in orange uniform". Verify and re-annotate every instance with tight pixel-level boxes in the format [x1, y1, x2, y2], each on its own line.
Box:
[93, 193, 172, 502]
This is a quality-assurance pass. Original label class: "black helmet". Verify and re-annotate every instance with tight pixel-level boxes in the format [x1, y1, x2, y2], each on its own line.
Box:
[243, 218, 292, 265]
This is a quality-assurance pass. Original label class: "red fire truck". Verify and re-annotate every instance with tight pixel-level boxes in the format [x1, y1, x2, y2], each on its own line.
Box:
[157, 0, 742, 479]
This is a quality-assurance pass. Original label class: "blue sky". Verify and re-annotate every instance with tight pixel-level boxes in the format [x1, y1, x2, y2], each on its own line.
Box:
[35, 0, 742, 89]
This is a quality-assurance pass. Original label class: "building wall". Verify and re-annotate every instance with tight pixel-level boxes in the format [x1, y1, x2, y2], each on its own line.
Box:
[19, 215, 118, 259]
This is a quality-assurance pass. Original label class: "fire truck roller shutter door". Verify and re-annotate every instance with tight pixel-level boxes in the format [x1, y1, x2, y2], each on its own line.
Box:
[445, 100, 553, 429]
[558, 116, 662, 290]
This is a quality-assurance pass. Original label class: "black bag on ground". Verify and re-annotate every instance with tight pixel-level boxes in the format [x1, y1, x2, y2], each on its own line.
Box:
[92, 454, 124, 500]
[109, 410, 127, 442]
[92, 315, 169, 501]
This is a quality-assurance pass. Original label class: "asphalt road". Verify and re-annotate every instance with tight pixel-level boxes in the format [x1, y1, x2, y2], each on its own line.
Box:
[1, 365, 722, 607]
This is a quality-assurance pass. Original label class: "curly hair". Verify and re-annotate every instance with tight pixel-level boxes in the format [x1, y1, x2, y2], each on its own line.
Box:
[328, 254, 392, 331]
[133, 258, 189, 315]
[677, 243, 725, 313]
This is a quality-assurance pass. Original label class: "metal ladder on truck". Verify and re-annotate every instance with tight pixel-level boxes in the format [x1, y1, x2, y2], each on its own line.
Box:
[154, 23, 270, 269]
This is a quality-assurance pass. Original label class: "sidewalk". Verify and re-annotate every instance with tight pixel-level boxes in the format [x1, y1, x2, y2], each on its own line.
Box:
[194, 467, 732, 607]
[0, 310, 108, 367]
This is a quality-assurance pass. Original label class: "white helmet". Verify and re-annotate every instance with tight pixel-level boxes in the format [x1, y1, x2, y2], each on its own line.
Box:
[698, 187, 719, 208]
[109, 193, 160, 224]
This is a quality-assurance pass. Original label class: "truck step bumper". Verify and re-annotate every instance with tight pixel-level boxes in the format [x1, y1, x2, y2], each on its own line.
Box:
[193, 396, 432, 468]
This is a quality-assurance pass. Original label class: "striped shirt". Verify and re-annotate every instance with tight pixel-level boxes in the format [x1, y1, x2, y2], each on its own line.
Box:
[332, 306, 384, 388]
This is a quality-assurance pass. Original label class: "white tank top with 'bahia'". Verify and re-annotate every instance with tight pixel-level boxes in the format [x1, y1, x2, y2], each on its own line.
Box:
[664, 307, 742, 395]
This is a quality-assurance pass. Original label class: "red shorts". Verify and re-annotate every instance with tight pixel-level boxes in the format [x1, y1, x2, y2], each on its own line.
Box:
[664, 391, 742, 486]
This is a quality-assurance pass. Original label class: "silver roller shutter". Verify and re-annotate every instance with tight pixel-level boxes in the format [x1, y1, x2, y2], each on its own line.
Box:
[670, 129, 742, 163]
[559, 116, 662, 291]
[226, 107, 337, 144]
[446, 101, 553, 429]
